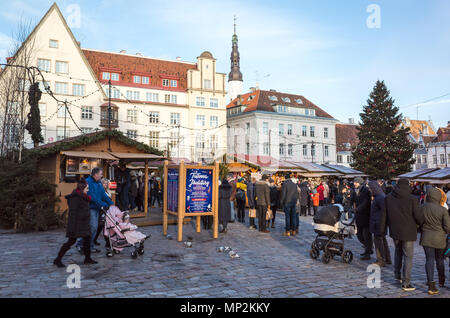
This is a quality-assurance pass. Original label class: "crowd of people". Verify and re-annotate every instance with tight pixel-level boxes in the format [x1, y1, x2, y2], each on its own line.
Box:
[217, 172, 450, 295]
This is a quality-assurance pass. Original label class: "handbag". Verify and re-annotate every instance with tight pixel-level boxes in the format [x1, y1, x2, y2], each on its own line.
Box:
[249, 208, 256, 218]
[266, 209, 273, 221]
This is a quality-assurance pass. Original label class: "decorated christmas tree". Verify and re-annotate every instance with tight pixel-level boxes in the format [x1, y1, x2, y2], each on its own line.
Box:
[351, 80, 416, 180]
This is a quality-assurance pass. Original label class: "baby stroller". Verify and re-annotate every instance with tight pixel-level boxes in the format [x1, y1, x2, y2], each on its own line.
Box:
[104, 206, 150, 259]
[309, 204, 356, 264]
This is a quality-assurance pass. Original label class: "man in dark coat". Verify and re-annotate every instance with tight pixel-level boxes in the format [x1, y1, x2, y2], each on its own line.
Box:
[281, 173, 300, 236]
[218, 179, 232, 233]
[255, 175, 271, 233]
[246, 177, 257, 229]
[269, 179, 280, 228]
[353, 177, 373, 260]
[53, 180, 97, 267]
[368, 181, 392, 267]
[385, 178, 423, 291]
[299, 182, 311, 216]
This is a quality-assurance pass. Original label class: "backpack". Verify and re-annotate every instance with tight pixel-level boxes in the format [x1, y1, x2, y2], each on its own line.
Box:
[236, 189, 245, 201]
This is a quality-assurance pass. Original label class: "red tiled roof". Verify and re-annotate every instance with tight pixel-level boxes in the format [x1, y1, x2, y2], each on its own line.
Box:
[226, 90, 334, 119]
[400, 119, 436, 141]
[82, 49, 197, 91]
[436, 127, 450, 142]
[336, 123, 359, 152]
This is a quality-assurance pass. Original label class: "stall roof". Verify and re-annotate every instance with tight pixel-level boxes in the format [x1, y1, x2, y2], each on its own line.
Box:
[61, 151, 117, 160]
[413, 168, 450, 180]
[288, 162, 341, 175]
[108, 152, 164, 161]
[322, 164, 365, 175]
[398, 168, 440, 179]
[229, 166, 251, 173]
[414, 179, 450, 184]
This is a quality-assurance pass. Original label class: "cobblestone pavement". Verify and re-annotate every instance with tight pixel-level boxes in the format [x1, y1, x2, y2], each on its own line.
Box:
[0, 210, 449, 298]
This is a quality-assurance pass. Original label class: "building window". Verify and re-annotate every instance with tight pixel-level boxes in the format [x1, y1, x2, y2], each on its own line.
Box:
[210, 98, 219, 108]
[49, 39, 58, 48]
[127, 110, 137, 123]
[279, 124, 284, 136]
[38, 81, 50, 92]
[57, 127, 69, 140]
[324, 145, 329, 157]
[133, 75, 141, 84]
[126, 91, 133, 100]
[287, 124, 293, 136]
[170, 132, 180, 148]
[337, 155, 342, 163]
[165, 94, 171, 103]
[18, 79, 31, 91]
[55, 61, 68, 74]
[149, 131, 159, 148]
[149, 112, 159, 124]
[162, 79, 170, 87]
[246, 122, 250, 133]
[263, 142, 270, 155]
[72, 84, 85, 96]
[347, 156, 352, 164]
[111, 73, 120, 81]
[107, 88, 120, 99]
[423, 155, 427, 164]
[302, 125, 307, 137]
[196, 115, 205, 127]
[279, 144, 285, 156]
[133, 91, 140, 101]
[246, 142, 250, 155]
[440, 154, 445, 164]
[204, 79, 211, 89]
[102, 72, 110, 80]
[146, 93, 159, 102]
[41, 126, 46, 141]
[171, 80, 177, 87]
[171, 95, 177, 104]
[81, 128, 92, 134]
[55, 82, 68, 95]
[310, 126, 315, 138]
[210, 116, 219, 128]
[210, 135, 218, 151]
[288, 144, 293, 156]
[263, 122, 269, 135]
[39, 103, 46, 117]
[324, 127, 328, 138]
[37, 59, 51, 72]
[81, 106, 93, 120]
[170, 113, 180, 125]
[196, 97, 205, 107]
[433, 155, 437, 164]
[142, 76, 149, 84]
[196, 133, 206, 149]
[127, 130, 137, 139]
[303, 145, 307, 156]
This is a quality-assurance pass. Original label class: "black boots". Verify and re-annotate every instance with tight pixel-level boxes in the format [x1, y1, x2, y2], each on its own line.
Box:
[53, 258, 65, 268]
[427, 281, 439, 295]
[84, 258, 98, 265]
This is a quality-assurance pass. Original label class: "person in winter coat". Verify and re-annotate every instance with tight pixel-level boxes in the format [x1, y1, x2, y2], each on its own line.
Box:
[247, 177, 257, 229]
[354, 177, 373, 260]
[236, 178, 247, 223]
[255, 175, 271, 233]
[93, 178, 111, 246]
[281, 173, 300, 236]
[218, 179, 232, 233]
[53, 180, 97, 267]
[118, 164, 131, 211]
[269, 179, 280, 229]
[419, 187, 450, 295]
[128, 170, 139, 212]
[368, 181, 392, 267]
[299, 182, 311, 216]
[317, 183, 325, 206]
[312, 189, 320, 216]
[228, 174, 237, 223]
[76, 168, 113, 254]
[323, 181, 330, 205]
[385, 178, 423, 291]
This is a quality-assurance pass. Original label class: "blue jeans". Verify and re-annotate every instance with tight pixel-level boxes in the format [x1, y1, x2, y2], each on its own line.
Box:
[423, 247, 445, 283]
[394, 240, 414, 285]
[284, 203, 296, 231]
[76, 209, 99, 250]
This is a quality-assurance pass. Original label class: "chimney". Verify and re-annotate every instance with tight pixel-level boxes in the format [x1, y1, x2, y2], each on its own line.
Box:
[136, 52, 143, 56]
[176, 56, 181, 61]
[269, 89, 276, 92]
[349, 118, 355, 124]
[120, 50, 127, 54]
[249, 87, 256, 93]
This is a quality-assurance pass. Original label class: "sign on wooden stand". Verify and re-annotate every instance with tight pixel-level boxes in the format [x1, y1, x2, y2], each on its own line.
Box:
[163, 160, 219, 242]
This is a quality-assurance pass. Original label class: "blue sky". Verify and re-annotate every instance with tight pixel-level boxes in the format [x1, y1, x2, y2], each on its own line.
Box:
[0, 0, 449, 129]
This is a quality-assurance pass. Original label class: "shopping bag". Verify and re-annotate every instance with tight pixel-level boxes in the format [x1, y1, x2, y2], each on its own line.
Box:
[249, 208, 256, 218]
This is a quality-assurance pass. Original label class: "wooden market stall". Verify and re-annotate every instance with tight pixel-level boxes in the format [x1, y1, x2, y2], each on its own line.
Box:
[33, 130, 164, 216]
[408, 168, 450, 185]
[322, 164, 366, 179]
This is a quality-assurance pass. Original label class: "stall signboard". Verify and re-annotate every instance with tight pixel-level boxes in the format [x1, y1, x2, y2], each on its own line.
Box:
[66, 157, 102, 175]
[109, 181, 117, 190]
[167, 168, 179, 212]
[185, 169, 213, 213]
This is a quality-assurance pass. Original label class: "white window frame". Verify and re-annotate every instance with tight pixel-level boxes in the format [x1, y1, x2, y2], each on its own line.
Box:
[149, 112, 159, 124]
[127, 110, 138, 123]
[196, 115, 205, 127]
[39, 103, 46, 117]
[49, 39, 58, 48]
[55, 61, 68, 74]
[210, 116, 219, 128]
[170, 113, 180, 125]
[196, 97, 205, 107]
[37, 59, 51, 72]
[55, 82, 68, 95]
[81, 106, 93, 120]
[72, 84, 85, 97]
[210, 98, 219, 108]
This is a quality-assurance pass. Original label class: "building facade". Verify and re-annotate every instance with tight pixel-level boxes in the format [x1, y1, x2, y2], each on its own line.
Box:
[227, 89, 338, 164]
[426, 124, 450, 169]
[335, 121, 359, 168]
[0, 4, 227, 163]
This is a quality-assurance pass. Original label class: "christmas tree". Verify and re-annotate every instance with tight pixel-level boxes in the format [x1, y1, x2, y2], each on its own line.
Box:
[351, 80, 416, 180]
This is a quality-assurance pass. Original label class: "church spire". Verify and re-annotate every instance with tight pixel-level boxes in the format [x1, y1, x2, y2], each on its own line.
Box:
[228, 15, 243, 82]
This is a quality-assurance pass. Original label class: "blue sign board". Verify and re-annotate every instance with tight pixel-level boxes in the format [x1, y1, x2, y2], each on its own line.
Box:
[167, 168, 179, 212]
[185, 168, 213, 213]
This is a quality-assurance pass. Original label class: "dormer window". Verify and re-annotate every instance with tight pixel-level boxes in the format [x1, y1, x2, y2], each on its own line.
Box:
[269, 95, 278, 101]
[296, 98, 303, 104]
[162, 79, 170, 87]
[282, 97, 291, 103]
[248, 95, 255, 101]
[133, 75, 141, 84]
